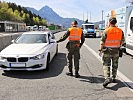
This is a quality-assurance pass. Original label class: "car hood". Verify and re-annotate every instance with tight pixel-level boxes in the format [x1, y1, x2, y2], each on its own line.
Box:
[0, 43, 48, 57]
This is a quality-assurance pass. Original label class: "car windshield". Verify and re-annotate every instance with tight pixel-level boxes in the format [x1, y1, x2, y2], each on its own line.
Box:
[16, 34, 47, 44]
[83, 25, 94, 29]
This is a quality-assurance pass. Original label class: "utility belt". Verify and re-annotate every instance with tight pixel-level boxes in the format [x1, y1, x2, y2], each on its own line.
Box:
[102, 46, 125, 57]
[66, 41, 80, 49]
[102, 46, 119, 54]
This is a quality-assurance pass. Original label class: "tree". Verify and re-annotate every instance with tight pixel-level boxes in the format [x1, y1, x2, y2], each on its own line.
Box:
[0, 1, 47, 26]
[14, 9, 21, 21]
[0, 2, 10, 20]
[40, 19, 47, 26]
[7, 8, 14, 21]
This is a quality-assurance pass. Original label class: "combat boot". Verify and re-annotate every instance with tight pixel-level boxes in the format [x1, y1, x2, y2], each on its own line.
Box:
[103, 78, 112, 87]
[112, 76, 117, 83]
[66, 69, 73, 76]
[112, 78, 116, 83]
[75, 71, 80, 78]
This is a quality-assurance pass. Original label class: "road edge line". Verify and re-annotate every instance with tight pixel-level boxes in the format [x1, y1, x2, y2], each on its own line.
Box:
[84, 43, 133, 92]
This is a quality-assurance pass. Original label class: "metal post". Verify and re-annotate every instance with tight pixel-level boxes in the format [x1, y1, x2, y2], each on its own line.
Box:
[90, 12, 91, 22]
[83, 12, 84, 23]
[102, 10, 104, 29]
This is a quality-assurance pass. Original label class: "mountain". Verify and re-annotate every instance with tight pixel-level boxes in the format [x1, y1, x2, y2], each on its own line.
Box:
[26, 7, 39, 15]
[26, 6, 83, 27]
[38, 6, 63, 24]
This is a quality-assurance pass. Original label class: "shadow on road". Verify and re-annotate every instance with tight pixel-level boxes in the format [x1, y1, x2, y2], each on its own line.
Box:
[79, 75, 104, 83]
[2, 53, 67, 79]
[79, 75, 133, 91]
[106, 80, 133, 91]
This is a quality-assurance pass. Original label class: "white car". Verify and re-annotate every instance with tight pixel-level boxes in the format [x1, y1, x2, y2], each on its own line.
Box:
[0, 31, 58, 71]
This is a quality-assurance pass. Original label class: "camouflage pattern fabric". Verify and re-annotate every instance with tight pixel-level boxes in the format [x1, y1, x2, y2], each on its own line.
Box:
[66, 41, 80, 72]
[102, 51, 119, 79]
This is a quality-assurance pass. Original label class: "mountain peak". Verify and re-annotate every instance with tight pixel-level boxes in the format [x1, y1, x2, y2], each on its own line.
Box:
[43, 5, 50, 9]
[40, 5, 53, 12]
[26, 5, 83, 27]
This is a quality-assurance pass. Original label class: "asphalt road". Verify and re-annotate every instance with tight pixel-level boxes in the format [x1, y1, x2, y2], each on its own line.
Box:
[0, 31, 133, 100]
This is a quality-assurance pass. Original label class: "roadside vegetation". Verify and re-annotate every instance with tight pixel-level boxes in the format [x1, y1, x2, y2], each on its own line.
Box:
[0, 1, 47, 26]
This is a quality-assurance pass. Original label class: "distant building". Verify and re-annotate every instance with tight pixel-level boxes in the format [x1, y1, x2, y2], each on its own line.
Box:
[0, 21, 26, 32]
[47, 24, 62, 30]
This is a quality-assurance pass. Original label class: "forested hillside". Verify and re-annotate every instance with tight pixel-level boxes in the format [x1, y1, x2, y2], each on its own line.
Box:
[0, 1, 47, 26]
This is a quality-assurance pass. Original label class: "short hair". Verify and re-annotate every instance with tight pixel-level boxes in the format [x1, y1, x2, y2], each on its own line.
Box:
[73, 20, 78, 25]
[109, 17, 117, 25]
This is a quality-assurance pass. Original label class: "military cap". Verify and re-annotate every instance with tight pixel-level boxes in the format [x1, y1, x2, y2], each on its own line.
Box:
[109, 17, 117, 25]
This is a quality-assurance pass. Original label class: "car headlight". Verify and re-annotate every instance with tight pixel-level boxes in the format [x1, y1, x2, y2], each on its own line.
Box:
[0, 56, 6, 60]
[83, 30, 87, 33]
[31, 53, 45, 60]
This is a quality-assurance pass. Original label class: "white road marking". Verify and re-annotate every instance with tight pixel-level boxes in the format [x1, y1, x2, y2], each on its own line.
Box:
[84, 43, 133, 92]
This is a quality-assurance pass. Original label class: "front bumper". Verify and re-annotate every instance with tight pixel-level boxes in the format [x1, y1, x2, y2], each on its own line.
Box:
[0, 57, 47, 71]
[84, 33, 96, 37]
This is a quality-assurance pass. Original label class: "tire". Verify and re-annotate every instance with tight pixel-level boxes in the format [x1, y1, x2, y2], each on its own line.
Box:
[55, 45, 58, 56]
[3, 70, 10, 73]
[93, 33, 96, 38]
[46, 54, 50, 70]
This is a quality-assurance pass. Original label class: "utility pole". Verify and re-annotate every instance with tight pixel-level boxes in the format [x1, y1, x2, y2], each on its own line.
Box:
[87, 11, 88, 21]
[102, 10, 104, 29]
[83, 12, 84, 23]
[90, 12, 91, 22]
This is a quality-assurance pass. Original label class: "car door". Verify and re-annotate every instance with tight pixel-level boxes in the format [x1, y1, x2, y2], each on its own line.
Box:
[48, 33, 56, 60]
[126, 15, 133, 54]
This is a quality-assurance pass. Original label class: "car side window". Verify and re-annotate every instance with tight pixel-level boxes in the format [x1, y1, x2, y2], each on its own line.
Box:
[130, 17, 133, 32]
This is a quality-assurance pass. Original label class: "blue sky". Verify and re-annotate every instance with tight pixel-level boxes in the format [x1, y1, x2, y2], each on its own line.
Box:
[2, 0, 130, 22]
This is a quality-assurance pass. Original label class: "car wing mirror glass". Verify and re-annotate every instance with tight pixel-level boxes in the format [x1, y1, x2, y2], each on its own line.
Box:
[50, 39, 55, 43]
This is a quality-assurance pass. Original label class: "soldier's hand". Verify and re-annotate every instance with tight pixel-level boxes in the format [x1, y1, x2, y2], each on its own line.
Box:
[98, 49, 102, 57]
[79, 43, 82, 48]
[99, 52, 102, 57]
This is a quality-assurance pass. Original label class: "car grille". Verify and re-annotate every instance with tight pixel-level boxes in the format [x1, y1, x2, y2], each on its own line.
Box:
[7, 57, 28, 62]
[18, 57, 28, 62]
[87, 32, 94, 33]
[7, 57, 16, 62]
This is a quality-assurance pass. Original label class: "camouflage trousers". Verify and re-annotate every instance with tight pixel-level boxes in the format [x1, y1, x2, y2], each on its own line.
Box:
[67, 46, 80, 72]
[102, 53, 119, 79]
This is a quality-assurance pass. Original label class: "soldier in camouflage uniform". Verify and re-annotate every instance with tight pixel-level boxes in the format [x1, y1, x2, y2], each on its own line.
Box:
[57, 20, 85, 78]
[99, 17, 125, 87]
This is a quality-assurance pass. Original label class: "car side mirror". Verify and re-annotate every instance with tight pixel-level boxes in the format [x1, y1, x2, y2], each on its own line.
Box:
[50, 39, 55, 43]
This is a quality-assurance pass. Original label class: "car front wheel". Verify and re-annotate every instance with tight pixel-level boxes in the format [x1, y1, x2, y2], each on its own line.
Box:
[55, 45, 58, 56]
[3, 70, 10, 73]
[93, 33, 96, 38]
[46, 54, 50, 70]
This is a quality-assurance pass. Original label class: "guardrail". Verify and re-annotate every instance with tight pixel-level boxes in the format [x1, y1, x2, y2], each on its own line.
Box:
[0, 32, 22, 51]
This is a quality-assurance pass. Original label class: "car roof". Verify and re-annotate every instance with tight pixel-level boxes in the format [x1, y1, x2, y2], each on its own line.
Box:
[82, 23, 94, 25]
[22, 31, 51, 35]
